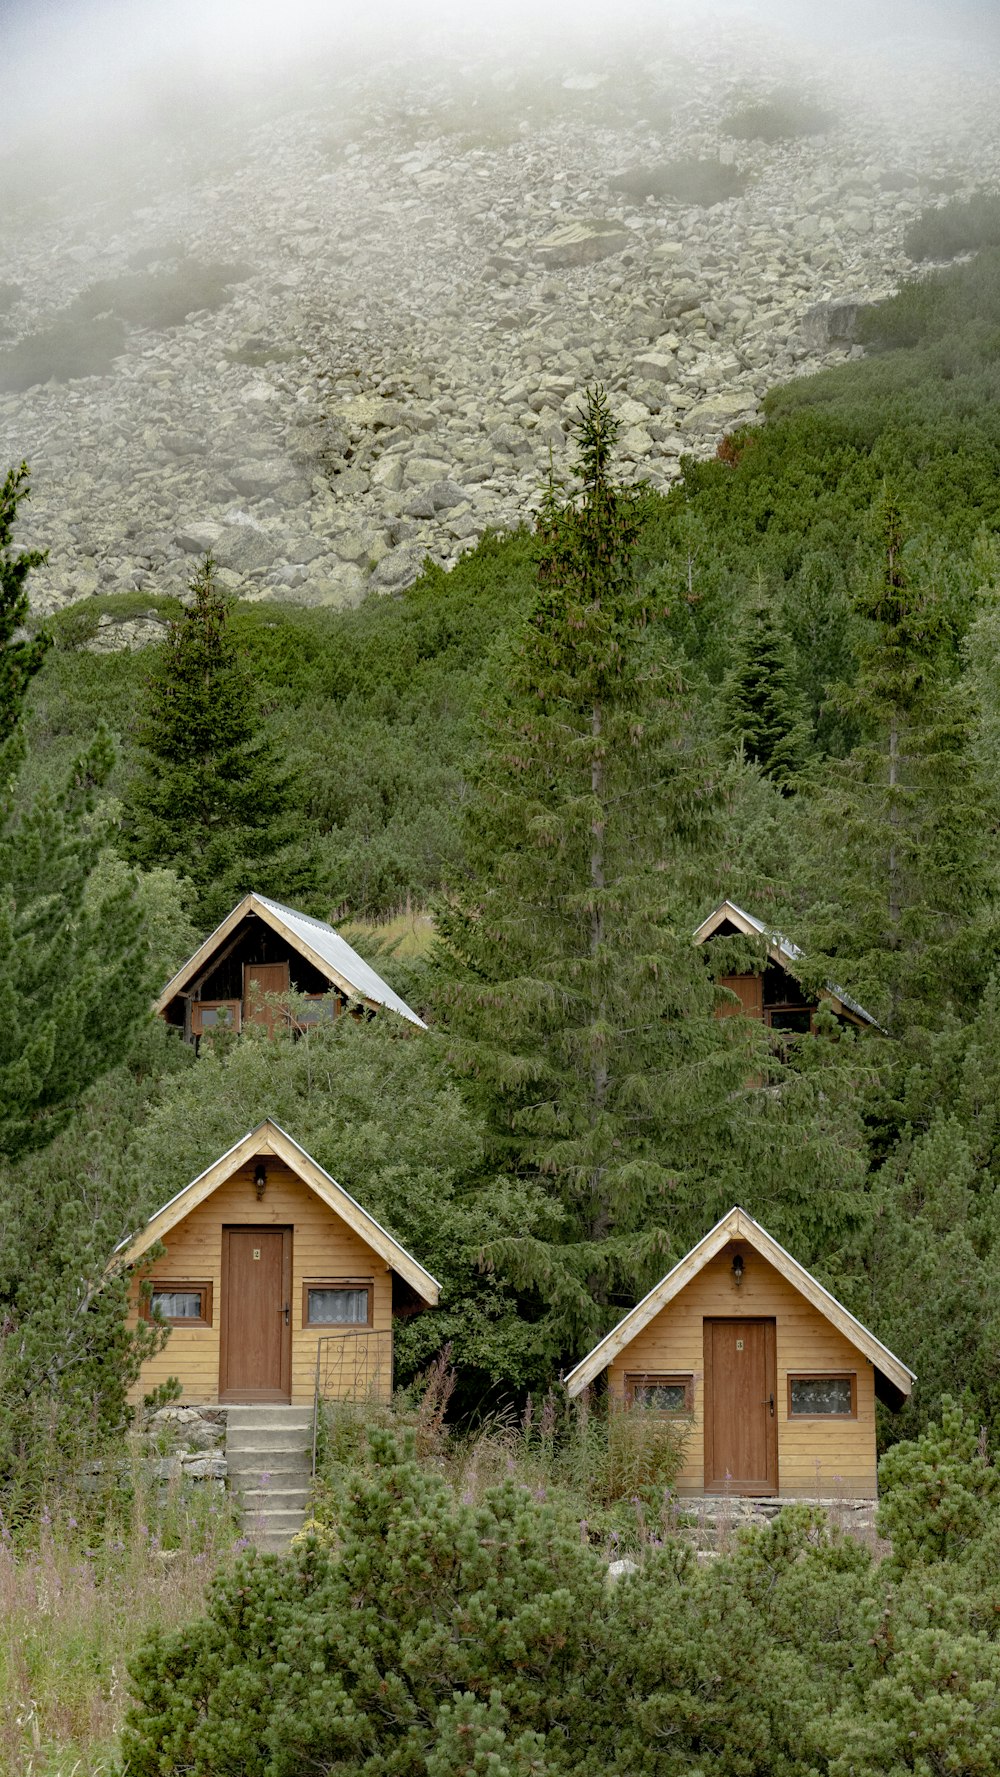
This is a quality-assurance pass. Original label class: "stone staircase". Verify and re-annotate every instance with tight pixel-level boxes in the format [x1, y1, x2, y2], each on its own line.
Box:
[225, 1405, 313, 1552]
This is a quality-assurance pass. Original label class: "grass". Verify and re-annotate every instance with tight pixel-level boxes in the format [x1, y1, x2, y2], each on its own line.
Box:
[0, 1467, 242, 1776]
[342, 903, 436, 960]
[311, 1353, 692, 1556]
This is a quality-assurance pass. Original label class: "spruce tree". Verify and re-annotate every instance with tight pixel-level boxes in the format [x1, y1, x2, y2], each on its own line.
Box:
[125, 558, 307, 925]
[0, 461, 50, 739]
[436, 389, 780, 1356]
[800, 496, 991, 1035]
[721, 589, 811, 791]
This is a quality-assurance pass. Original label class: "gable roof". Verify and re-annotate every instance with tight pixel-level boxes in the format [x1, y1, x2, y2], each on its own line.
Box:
[693, 899, 879, 1030]
[564, 1205, 914, 1404]
[155, 892, 427, 1029]
[113, 1119, 440, 1304]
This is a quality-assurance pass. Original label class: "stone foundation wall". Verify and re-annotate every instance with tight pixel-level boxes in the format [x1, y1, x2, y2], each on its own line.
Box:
[145, 1404, 229, 1486]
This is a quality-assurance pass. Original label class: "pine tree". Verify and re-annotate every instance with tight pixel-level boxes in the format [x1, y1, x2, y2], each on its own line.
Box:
[721, 589, 811, 791]
[0, 462, 50, 741]
[125, 558, 308, 925]
[436, 389, 782, 1356]
[0, 726, 152, 1161]
[800, 495, 992, 1036]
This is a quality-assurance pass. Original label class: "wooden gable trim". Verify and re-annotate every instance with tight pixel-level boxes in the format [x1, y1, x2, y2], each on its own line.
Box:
[113, 1119, 440, 1305]
[564, 1206, 913, 1400]
[155, 895, 258, 1015]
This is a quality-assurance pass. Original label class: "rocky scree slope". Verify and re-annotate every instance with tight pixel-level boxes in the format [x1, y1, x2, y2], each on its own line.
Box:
[2, 20, 999, 627]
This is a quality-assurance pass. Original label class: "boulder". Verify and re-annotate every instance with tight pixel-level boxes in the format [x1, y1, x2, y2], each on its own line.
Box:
[683, 391, 759, 430]
[801, 295, 871, 351]
[534, 218, 631, 268]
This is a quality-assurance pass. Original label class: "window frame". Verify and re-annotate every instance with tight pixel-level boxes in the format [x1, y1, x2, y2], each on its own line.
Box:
[786, 1372, 857, 1419]
[142, 1280, 214, 1329]
[190, 998, 242, 1037]
[302, 1277, 374, 1330]
[625, 1372, 695, 1414]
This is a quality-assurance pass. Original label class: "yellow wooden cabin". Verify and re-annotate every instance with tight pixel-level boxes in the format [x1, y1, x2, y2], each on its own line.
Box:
[156, 892, 426, 1047]
[117, 1121, 439, 1407]
[566, 1208, 913, 1499]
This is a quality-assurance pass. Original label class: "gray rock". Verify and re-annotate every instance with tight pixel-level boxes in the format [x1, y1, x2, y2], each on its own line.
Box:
[683, 391, 758, 430]
[424, 478, 467, 512]
[211, 526, 280, 574]
[176, 521, 223, 556]
[801, 296, 871, 351]
[181, 1454, 228, 1479]
[370, 545, 426, 590]
[534, 218, 631, 268]
[228, 461, 291, 497]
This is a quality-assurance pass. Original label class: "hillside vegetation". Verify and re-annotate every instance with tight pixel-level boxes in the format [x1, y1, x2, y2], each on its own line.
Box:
[6, 201, 1000, 1777]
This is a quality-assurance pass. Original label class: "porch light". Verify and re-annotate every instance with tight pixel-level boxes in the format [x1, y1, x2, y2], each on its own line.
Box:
[731, 1251, 745, 1286]
[254, 1162, 267, 1201]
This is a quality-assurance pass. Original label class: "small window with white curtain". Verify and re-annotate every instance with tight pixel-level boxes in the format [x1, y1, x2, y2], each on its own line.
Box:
[303, 1279, 372, 1328]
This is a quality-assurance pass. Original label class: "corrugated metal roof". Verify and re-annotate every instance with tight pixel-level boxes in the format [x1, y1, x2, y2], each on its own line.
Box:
[696, 899, 880, 1029]
[254, 895, 427, 1029]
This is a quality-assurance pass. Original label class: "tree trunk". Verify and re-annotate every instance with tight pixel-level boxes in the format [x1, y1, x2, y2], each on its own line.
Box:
[589, 700, 609, 1242]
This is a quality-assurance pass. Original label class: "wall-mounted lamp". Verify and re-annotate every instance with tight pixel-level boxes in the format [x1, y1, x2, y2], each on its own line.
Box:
[254, 1162, 267, 1202]
[731, 1251, 745, 1287]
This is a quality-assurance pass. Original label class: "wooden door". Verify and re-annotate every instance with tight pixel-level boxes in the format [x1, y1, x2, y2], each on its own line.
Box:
[219, 1227, 292, 1402]
[243, 961, 290, 1033]
[704, 1318, 777, 1495]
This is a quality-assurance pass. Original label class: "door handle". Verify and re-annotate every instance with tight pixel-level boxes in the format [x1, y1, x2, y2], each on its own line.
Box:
[282, 1302, 290, 1325]
[763, 1392, 774, 1416]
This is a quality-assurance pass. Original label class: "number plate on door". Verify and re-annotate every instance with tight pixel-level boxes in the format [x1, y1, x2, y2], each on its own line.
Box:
[736, 1338, 744, 1351]
[253, 1248, 261, 1260]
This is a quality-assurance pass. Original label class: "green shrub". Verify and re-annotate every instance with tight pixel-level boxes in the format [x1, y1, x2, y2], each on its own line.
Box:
[611, 158, 748, 205]
[905, 190, 1000, 261]
[121, 1429, 607, 1777]
[722, 92, 835, 142]
[877, 1398, 1000, 1571]
[0, 313, 126, 391]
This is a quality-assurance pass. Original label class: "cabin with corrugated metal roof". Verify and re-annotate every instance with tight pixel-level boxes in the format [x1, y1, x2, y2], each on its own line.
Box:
[156, 892, 426, 1045]
[694, 900, 878, 1036]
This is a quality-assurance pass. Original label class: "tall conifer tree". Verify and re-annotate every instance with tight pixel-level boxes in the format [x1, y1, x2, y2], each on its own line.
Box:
[436, 391, 800, 1355]
[0, 462, 50, 739]
[722, 591, 811, 791]
[801, 496, 991, 1034]
[126, 559, 308, 925]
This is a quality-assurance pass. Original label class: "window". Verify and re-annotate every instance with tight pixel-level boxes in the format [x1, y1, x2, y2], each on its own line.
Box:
[626, 1374, 694, 1413]
[191, 999, 241, 1036]
[144, 1282, 213, 1328]
[787, 1374, 856, 1417]
[303, 1279, 372, 1328]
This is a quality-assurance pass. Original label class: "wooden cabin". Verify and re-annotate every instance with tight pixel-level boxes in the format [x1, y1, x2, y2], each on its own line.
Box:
[694, 900, 878, 1035]
[156, 892, 426, 1044]
[566, 1208, 913, 1499]
[116, 1121, 439, 1406]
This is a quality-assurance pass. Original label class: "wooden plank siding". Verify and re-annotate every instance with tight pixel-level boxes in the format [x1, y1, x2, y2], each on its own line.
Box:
[608, 1240, 878, 1498]
[127, 1160, 394, 1406]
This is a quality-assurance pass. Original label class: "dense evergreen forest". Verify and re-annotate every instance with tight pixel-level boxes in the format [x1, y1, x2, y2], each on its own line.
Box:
[8, 239, 1000, 1469]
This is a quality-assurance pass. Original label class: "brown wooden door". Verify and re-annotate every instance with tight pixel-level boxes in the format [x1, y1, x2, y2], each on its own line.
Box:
[220, 1227, 292, 1402]
[243, 961, 290, 1033]
[704, 1318, 778, 1495]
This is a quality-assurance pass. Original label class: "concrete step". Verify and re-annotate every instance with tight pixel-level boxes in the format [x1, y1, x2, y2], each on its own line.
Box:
[226, 1450, 312, 1478]
[240, 1487, 310, 1514]
[252, 1531, 303, 1553]
[226, 1426, 313, 1454]
[243, 1508, 306, 1536]
[226, 1406, 313, 1430]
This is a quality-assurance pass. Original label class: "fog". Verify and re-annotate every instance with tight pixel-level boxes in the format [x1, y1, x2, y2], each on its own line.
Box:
[4, 0, 998, 166]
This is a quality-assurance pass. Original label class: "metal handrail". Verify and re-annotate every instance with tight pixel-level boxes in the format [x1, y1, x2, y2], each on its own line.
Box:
[311, 1328, 393, 1474]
